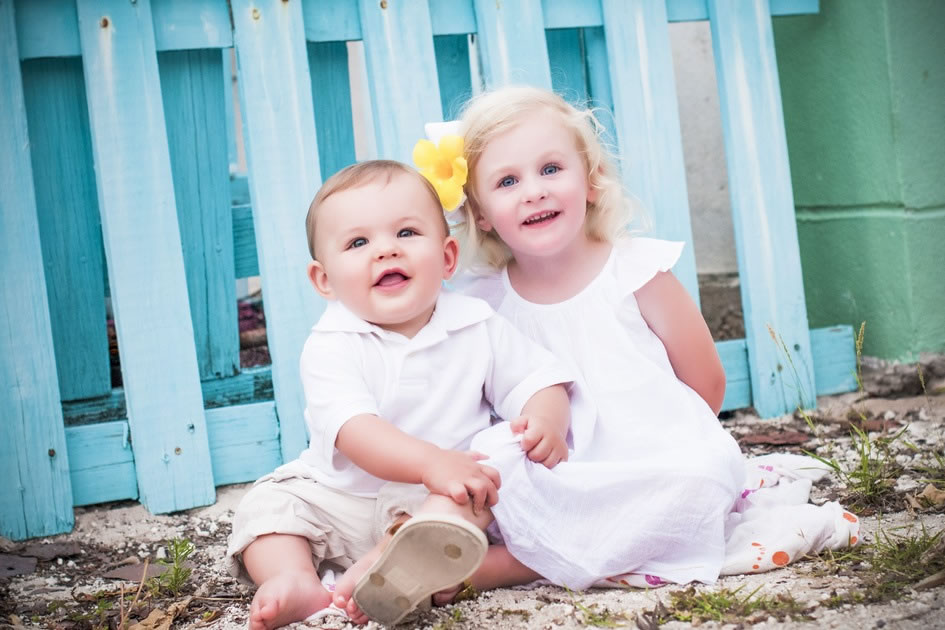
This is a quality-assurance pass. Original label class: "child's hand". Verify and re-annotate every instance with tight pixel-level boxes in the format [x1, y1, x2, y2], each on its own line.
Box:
[510, 415, 569, 469]
[421, 450, 501, 515]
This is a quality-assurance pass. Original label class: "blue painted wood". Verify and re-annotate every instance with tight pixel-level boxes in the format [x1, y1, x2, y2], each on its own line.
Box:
[206, 402, 282, 485]
[546, 27, 588, 104]
[600, 0, 700, 304]
[717, 325, 853, 413]
[707, 0, 816, 416]
[357, 0, 442, 163]
[307, 41, 357, 180]
[150, 0, 232, 51]
[65, 421, 137, 506]
[64, 400, 280, 505]
[0, 0, 75, 540]
[75, 0, 215, 512]
[302, 0, 361, 43]
[433, 34, 472, 121]
[430, 0, 476, 36]
[473, 0, 551, 89]
[232, 203, 258, 279]
[14, 0, 80, 60]
[63, 366, 275, 426]
[231, 0, 323, 461]
[543, 0, 603, 29]
[582, 26, 618, 148]
[159, 48, 239, 380]
[717, 338, 751, 412]
[222, 49, 240, 173]
[14, 0, 822, 61]
[809, 325, 857, 396]
[21, 57, 111, 401]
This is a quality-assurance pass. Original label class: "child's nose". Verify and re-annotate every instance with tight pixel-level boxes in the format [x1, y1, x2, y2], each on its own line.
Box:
[374, 239, 401, 259]
[522, 177, 547, 202]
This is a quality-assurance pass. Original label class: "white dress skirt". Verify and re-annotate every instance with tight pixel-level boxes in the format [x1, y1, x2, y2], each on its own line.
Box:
[463, 237, 747, 590]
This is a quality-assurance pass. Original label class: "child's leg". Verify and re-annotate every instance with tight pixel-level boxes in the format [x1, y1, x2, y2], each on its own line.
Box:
[334, 492, 492, 620]
[242, 533, 331, 630]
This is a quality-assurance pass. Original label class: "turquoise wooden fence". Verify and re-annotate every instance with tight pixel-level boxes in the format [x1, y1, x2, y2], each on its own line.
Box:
[1, 0, 854, 541]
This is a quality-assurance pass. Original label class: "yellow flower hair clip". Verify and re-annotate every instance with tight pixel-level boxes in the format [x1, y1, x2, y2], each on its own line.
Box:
[412, 122, 467, 212]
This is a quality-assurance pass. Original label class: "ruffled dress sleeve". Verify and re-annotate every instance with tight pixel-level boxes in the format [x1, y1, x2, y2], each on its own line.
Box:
[611, 237, 685, 297]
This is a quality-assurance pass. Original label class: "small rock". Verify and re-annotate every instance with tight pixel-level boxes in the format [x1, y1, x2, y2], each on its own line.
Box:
[156, 546, 167, 560]
[883, 410, 896, 420]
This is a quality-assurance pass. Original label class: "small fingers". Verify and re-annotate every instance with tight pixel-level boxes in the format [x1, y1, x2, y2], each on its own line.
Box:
[448, 481, 470, 506]
[466, 450, 489, 461]
[509, 415, 528, 434]
[479, 463, 502, 490]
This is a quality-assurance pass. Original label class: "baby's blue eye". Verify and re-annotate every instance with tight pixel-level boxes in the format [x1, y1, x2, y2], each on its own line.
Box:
[499, 175, 517, 188]
[348, 237, 367, 249]
[397, 228, 416, 238]
[541, 164, 560, 175]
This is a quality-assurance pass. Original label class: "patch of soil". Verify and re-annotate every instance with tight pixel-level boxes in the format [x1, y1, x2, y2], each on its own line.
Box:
[3, 391, 944, 630]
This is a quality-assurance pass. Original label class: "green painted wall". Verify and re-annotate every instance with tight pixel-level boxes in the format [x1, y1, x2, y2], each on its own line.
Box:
[774, 0, 945, 361]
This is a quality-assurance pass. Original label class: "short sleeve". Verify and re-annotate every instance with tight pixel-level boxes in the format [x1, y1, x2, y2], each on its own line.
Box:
[612, 237, 685, 297]
[482, 314, 574, 421]
[299, 332, 379, 464]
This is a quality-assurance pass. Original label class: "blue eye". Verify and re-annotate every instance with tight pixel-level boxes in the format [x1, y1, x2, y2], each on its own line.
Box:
[541, 164, 560, 175]
[498, 175, 517, 188]
[348, 237, 367, 249]
[397, 228, 416, 238]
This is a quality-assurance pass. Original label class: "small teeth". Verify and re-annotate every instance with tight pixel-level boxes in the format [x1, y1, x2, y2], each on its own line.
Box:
[524, 211, 557, 224]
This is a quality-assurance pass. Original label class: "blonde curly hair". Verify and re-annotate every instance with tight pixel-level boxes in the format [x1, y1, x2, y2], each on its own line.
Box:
[456, 85, 634, 270]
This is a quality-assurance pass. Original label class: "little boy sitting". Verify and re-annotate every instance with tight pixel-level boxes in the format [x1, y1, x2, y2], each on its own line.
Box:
[225, 160, 572, 628]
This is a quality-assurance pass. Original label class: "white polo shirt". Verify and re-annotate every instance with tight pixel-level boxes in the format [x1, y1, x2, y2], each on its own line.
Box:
[296, 291, 573, 496]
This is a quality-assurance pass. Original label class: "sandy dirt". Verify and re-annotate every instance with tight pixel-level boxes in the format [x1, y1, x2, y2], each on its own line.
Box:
[2, 373, 943, 630]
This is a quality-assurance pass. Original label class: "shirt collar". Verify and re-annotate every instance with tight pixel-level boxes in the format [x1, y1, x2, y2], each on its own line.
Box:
[313, 291, 493, 338]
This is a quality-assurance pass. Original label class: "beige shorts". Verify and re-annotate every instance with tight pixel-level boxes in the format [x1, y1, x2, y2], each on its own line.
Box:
[225, 461, 429, 583]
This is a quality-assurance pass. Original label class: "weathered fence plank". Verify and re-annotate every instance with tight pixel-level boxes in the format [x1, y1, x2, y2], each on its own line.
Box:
[159, 48, 239, 380]
[473, 0, 551, 89]
[75, 0, 215, 512]
[601, 0, 700, 303]
[708, 0, 816, 415]
[0, 0, 74, 540]
[21, 56, 111, 401]
[231, 0, 323, 461]
[306, 41, 356, 180]
[358, 0, 442, 163]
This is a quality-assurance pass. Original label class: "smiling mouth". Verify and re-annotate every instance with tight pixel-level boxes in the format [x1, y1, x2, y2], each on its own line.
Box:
[375, 271, 409, 287]
[522, 211, 560, 225]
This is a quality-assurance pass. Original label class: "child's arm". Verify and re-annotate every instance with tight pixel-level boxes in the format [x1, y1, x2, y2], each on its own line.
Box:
[636, 271, 726, 414]
[335, 414, 501, 513]
[510, 384, 571, 468]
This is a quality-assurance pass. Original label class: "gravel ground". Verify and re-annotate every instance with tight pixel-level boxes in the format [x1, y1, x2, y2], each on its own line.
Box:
[2, 362, 943, 630]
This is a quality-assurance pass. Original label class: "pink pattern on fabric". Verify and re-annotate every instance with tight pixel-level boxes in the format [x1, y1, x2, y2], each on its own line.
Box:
[645, 574, 663, 586]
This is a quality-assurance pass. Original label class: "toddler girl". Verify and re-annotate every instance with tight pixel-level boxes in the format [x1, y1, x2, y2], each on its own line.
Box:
[451, 85, 747, 590]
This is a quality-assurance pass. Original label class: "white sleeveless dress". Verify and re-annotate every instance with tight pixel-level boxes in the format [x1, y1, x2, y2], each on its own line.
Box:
[464, 237, 747, 590]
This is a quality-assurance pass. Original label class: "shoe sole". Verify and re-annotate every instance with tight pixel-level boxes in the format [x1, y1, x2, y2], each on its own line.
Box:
[352, 514, 487, 626]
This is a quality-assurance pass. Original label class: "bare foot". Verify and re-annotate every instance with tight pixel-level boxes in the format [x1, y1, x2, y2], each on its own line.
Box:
[249, 570, 332, 630]
[333, 545, 383, 625]
[432, 582, 465, 606]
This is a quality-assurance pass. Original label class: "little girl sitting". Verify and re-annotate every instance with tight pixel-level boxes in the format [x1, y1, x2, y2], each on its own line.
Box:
[446, 84, 748, 590]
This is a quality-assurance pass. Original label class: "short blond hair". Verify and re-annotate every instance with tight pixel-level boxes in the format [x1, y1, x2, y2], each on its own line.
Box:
[305, 160, 448, 260]
[457, 85, 632, 270]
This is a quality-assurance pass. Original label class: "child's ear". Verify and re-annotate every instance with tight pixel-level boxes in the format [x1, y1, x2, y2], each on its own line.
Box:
[307, 261, 335, 299]
[586, 171, 600, 204]
[442, 236, 460, 280]
[474, 212, 493, 232]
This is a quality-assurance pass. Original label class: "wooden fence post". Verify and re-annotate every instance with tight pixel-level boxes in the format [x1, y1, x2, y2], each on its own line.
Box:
[75, 0, 215, 512]
[0, 0, 74, 540]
